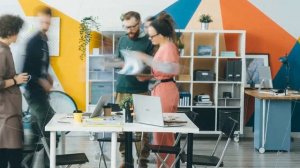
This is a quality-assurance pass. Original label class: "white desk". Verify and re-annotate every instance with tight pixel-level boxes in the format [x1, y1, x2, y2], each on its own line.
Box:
[45, 114, 123, 168]
[245, 89, 300, 153]
[45, 113, 199, 168]
[123, 113, 199, 168]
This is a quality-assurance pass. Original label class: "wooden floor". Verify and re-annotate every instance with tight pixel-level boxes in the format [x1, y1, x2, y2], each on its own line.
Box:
[61, 134, 300, 168]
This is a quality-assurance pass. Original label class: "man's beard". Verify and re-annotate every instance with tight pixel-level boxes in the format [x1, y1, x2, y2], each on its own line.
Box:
[128, 29, 140, 40]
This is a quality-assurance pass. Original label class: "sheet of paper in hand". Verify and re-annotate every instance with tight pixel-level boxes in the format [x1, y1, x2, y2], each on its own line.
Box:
[118, 50, 146, 75]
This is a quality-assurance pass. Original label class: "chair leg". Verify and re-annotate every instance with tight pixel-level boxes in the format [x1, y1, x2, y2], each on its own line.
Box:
[98, 141, 108, 168]
[22, 153, 34, 168]
[156, 153, 170, 168]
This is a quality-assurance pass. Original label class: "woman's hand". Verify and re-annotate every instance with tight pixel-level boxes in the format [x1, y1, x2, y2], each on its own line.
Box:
[14, 73, 29, 84]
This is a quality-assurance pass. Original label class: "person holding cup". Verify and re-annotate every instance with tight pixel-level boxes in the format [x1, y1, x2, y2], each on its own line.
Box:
[0, 14, 27, 168]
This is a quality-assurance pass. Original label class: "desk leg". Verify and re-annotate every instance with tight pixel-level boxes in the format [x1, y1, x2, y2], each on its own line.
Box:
[111, 132, 117, 168]
[61, 131, 65, 154]
[50, 131, 56, 168]
[259, 99, 266, 153]
[187, 133, 193, 168]
[125, 132, 133, 168]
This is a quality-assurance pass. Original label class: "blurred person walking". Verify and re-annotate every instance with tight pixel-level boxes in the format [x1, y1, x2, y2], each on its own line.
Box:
[23, 6, 55, 168]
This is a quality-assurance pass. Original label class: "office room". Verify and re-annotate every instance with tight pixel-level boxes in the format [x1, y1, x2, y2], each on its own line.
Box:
[0, 0, 300, 167]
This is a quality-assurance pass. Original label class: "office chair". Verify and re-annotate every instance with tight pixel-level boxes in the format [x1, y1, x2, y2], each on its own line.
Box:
[148, 111, 198, 168]
[181, 117, 238, 168]
[49, 90, 78, 113]
[35, 122, 89, 168]
[97, 133, 143, 168]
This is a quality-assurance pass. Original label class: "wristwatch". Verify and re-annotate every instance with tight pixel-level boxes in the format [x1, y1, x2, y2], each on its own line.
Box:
[12, 76, 17, 85]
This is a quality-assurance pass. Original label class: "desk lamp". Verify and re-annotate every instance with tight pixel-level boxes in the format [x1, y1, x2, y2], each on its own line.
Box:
[279, 54, 290, 95]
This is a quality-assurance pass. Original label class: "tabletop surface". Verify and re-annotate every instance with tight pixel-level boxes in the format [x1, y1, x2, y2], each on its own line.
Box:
[45, 114, 123, 132]
[45, 113, 199, 134]
[245, 89, 300, 100]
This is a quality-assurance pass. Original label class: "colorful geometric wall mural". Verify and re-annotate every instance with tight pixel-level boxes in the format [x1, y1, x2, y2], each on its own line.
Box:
[1, 0, 300, 130]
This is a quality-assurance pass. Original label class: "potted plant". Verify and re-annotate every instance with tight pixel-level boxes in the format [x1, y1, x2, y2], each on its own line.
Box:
[119, 96, 134, 123]
[79, 16, 100, 60]
[199, 14, 213, 30]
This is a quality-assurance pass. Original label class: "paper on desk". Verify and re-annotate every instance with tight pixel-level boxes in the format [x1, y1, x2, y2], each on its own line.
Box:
[83, 116, 122, 125]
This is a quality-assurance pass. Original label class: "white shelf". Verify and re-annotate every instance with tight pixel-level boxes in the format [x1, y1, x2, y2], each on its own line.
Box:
[194, 56, 217, 59]
[178, 106, 192, 108]
[217, 106, 241, 108]
[192, 106, 216, 108]
[176, 81, 191, 83]
[218, 81, 242, 84]
[217, 56, 242, 59]
[180, 56, 192, 58]
[175, 29, 245, 135]
[193, 81, 216, 84]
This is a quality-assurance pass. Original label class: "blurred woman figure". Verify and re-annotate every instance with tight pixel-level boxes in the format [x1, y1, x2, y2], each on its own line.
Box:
[141, 12, 180, 167]
[0, 14, 29, 168]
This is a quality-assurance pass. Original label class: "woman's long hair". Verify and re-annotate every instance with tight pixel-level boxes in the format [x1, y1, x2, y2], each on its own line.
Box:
[150, 11, 177, 42]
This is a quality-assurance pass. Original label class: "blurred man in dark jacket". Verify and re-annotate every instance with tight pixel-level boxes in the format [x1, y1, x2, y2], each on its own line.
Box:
[23, 7, 55, 163]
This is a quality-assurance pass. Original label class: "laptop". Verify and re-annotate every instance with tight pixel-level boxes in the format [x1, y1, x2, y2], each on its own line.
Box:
[132, 94, 187, 127]
[84, 95, 111, 118]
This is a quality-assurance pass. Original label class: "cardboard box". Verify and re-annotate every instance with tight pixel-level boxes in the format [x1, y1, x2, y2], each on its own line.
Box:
[178, 75, 190, 81]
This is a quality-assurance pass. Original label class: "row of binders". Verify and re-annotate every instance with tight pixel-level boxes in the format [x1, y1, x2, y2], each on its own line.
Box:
[178, 92, 191, 107]
[226, 60, 241, 81]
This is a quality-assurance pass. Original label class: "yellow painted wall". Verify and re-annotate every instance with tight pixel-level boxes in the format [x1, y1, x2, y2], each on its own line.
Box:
[19, 0, 87, 110]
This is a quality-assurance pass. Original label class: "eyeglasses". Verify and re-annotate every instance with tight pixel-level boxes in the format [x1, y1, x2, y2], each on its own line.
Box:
[148, 34, 159, 39]
[123, 22, 139, 30]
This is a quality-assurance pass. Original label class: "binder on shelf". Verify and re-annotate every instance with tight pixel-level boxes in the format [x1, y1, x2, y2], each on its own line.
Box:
[226, 60, 234, 81]
[234, 60, 242, 81]
[226, 60, 242, 81]
[178, 92, 191, 107]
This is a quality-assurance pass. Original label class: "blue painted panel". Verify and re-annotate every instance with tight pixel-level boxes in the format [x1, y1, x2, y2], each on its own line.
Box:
[265, 100, 291, 151]
[273, 42, 300, 90]
[162, 0, 202, 29]
[273, 42, 300, 132]
[254, 99, 291, 151]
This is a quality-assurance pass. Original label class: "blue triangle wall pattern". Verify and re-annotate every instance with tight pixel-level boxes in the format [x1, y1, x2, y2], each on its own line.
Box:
[273, 42, 300, 131]
[162, 0, 202, 29]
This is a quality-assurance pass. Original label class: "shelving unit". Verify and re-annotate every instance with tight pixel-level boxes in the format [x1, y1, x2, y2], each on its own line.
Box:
[86, 30, 125, 112]
[86, 29, 246, 140]
[176, 29, 246, 140]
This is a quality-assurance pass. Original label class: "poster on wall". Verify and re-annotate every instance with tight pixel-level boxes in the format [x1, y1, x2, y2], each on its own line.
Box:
[245, 54, 270, 88]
